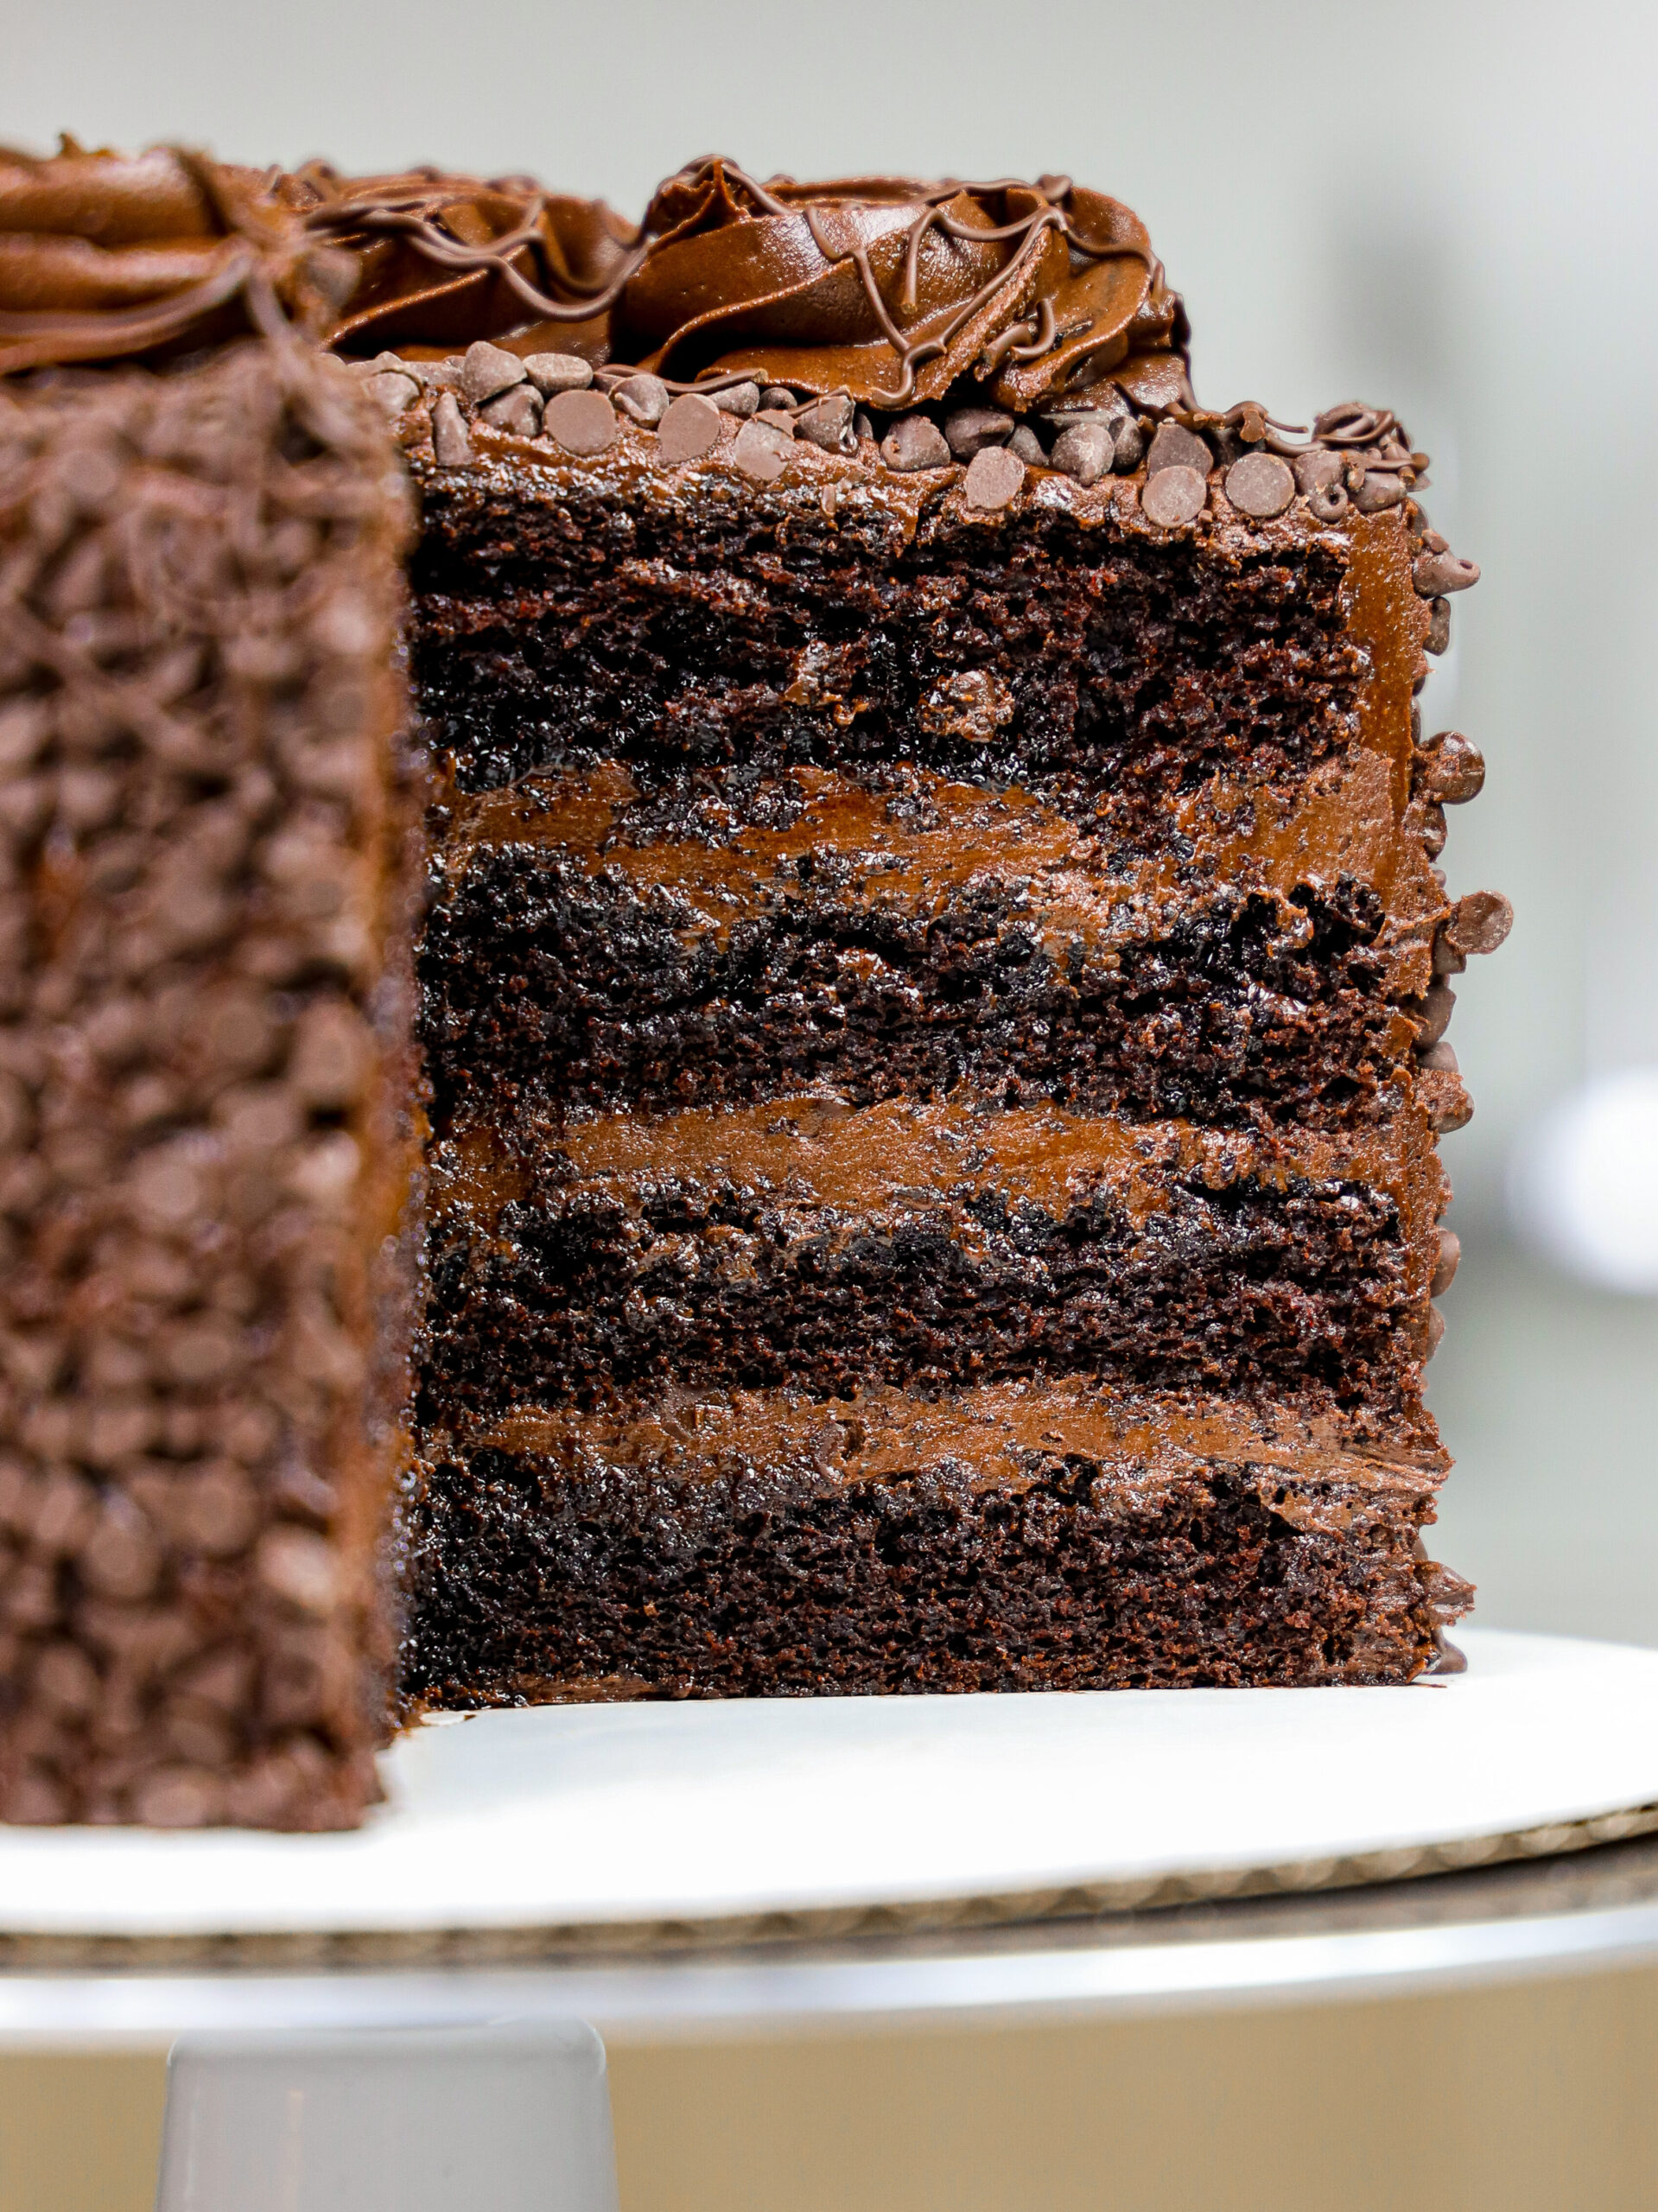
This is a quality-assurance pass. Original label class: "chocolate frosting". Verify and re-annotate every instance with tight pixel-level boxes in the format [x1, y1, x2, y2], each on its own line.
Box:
[607, 161, 1188, 410]
[0, 141, 346, 373]
[2, 145, 1191, 414]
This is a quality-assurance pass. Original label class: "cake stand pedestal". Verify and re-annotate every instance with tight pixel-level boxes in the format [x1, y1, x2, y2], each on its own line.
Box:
[3, 1628, 1657, 2047]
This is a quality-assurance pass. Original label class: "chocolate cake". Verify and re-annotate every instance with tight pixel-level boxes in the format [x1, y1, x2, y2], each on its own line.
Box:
[0, 144, 1504, 1826]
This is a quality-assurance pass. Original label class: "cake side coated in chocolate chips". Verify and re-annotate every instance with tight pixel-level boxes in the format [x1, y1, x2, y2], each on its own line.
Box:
[0, 334, 417, 1826]
[0, 145, 1502, 1820]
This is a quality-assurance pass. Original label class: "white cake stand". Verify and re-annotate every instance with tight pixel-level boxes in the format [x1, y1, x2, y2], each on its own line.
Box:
[3, 1628, 1657, 2046]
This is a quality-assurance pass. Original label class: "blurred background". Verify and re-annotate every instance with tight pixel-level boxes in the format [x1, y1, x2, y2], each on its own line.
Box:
[4, 3, 1658, 2206]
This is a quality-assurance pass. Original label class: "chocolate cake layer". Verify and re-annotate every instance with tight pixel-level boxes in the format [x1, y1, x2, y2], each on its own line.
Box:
[421, 765, 1420, 1132]
[419, 1098, 1440, 1433]
[0, 345, 416, 1828]
[410, 470, 1363, 847]
[400, 1384, 1466, 1703]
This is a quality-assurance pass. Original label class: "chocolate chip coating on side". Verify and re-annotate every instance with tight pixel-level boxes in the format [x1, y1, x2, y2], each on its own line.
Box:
[0, 346, 417, 1830]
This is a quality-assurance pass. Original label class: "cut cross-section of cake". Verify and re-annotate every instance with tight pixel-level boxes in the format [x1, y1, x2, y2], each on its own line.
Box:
[0, 146, 1505, 1826]
[374, 159, 1500, 1703]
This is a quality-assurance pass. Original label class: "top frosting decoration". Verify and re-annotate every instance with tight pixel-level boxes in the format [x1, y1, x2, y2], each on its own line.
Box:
[1, 145, 1192, 415]
[0, 142, 356, 374]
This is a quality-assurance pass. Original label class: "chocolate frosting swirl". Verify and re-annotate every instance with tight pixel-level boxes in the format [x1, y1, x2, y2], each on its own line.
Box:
[607, 162, 1190, 410]
[0, 141, 349, 374]
[2, 146, 1191, 415]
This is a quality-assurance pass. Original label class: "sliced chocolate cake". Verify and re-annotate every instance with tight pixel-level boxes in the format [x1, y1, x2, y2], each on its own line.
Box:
[0, 145, 1503, 1824]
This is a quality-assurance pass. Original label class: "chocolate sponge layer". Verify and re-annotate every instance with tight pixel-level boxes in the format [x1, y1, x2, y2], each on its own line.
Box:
[418, 1100, 1426, 1430]
[410, 475, 1362, 848]
[400, 1384, 1461, 1704]
[419, 831, 1394, 1134]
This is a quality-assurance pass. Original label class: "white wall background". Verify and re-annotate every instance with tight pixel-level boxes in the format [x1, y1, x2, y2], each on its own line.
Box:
[7, 0, 1658, 1632]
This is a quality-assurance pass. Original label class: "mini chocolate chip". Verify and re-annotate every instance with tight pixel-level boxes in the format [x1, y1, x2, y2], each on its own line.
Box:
[460, 340, 528, 404]
[31, 1469, 97, 1554]
[1049, 423, 1115, 486]
[1111, 418, 1146, 471]
[256, 1524, 340, 1616]
[289, 1001, 370, 1110]
[173, 1462, 260, 1555]
[1419, 528, 1449, 553]
[1416, 980, 1456, 1044]
[79, 1498, 162, 1600]
[346, 350, 410, 379]
[732, 419, 794, 483]
[1419, 1039, 1459, 1074]
[713, 382, 760, 416]
[1045, 386, 1134, 436]
[480, 385, 542, 437]
[429, 391, 473, 467]
[1421, 801, 1447, 857]
[1007, 424, 1045, 465]
[880, 415, 951, 472]
[760, 386, 797, 411]
[33, 1641, 100, 1717]
[1305, 480, 1349, 523]
[1432, 929, 1467, 977]
[943, 405, 1015, 459]
[963, 446, 1025, 512]
[1414, 550, 1479, 595]
[523, 353, 593, 395]
[853, 410, 875, 442]
[1293, 449, 1344, 494]
[796, 393, 856, 454]
[656, 392, 723, 464]
[1426, 1304, 1445, 1357]
[1417, 732, 1485, 804]
[1431, 1227, 1462, 1295]
[1432, 1075, 1477, 1141]
[1223, 453, 1295, 518]
[754, 408, 795, 437]
[1444, 889, 1512, 957]
[543, 388, 619, 457]
[1140, 464, 1207, 528]
[362, 371, 420, 422]
[1351, 471, 1407, 513]
[83, 1396, 157, 1466]
[1423, 597, 1451, 654]
[133, 1765, 226, 1829]
[1145, 422, 1211, 476]
[613, 373, 670, 426]
[4, 1770, 68, 1823]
